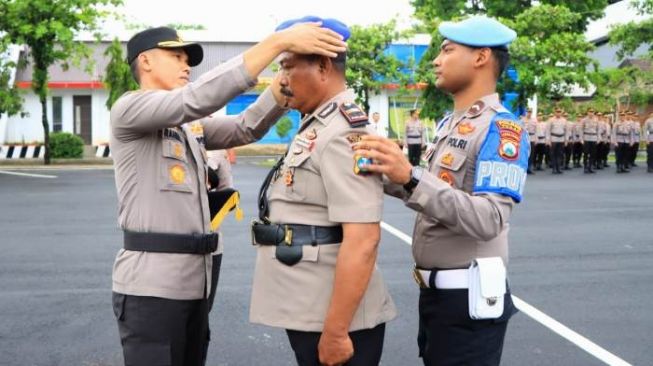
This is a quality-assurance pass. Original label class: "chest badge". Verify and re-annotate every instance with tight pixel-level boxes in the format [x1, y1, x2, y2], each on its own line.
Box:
[441, 152, 454, 167]
[458, 122, 475, 135]
[284, 169, 294, 186]
[438, 170, 455, 186]
[169, 164, 186, 184]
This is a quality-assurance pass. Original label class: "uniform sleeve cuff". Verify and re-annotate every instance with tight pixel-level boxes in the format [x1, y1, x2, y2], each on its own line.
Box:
[404, 170, 450, 212]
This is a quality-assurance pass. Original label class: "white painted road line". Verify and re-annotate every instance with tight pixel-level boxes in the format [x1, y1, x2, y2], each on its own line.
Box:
[0, 170, 57, 179]
[380, 221, 633, 366]
[511, 296, 632, 366]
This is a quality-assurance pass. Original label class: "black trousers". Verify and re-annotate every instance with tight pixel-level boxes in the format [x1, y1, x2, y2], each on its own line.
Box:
[573, 142, 583, 164]
[534, 143, 547, 169]
[563, 143, 572, 168]
[630, 143, 640, 165]
[113, 293, 209, 366]
[408, 144, 423, 166]
[418, 288, 516, 366]
[528, 142, 536, 170]
[583, 141, 597, 169]
[286, 323, 386, 366]
[551, 142, 564, 172]
[616, 143, 629, 170]
[648, 143, 653, 170]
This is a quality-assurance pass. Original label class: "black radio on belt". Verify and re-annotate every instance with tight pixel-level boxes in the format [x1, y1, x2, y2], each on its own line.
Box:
[251, 222, 343, 266]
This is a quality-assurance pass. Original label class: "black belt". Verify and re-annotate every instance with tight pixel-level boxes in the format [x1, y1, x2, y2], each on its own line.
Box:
[251, 222, 343, 266]
[584, 132, 597, 135]
[123, 230, 219, 254]
[251, 222, 343, 246]
[551, 133, 564, 137]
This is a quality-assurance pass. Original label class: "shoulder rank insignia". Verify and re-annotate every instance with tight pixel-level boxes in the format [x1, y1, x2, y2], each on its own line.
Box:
[339, 102, 369, 128]
[318, 102, 338, 119]
[466, 101, 485, 119]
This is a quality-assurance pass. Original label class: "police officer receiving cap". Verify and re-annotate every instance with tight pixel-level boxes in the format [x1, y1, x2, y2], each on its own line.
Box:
[250, 16, 396, 366]
[354, 16, 527, 365]
[110, 24, 345, 366]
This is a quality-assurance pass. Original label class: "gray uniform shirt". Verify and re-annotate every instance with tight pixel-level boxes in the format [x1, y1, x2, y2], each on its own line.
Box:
[612, 121, 634, 144]
[547, 117, 568, 144]
[405, 119, 425, 145]
[110, 55, 286, 300]
[645, 118, 653, 143]
[580, 117, 600, 142]
[250, 90, 397, 332]
[386, 94, 528, 269]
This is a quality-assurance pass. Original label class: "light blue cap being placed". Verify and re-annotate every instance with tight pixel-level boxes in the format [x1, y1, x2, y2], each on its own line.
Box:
[275, 15, 351, 41]
[438, 16, 516, 48]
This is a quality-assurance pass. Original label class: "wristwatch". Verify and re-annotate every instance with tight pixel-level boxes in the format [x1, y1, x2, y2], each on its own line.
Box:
[403, 166, 424, 195]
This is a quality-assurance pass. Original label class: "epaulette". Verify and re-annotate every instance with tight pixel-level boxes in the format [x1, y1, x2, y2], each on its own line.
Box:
[339, 102, 368, 128]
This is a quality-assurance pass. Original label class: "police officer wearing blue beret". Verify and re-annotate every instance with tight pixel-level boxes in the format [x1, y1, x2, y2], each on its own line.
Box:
[250, 16, 396, 366]
[355, 16, 528, 365]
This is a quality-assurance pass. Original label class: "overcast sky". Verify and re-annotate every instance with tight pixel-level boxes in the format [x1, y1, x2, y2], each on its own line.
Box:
[108, 0, 416, 41]
[103, 0, 648, 42]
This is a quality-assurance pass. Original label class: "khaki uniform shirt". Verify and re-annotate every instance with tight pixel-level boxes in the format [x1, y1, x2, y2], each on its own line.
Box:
[386, 94, 528, 269]
[645, 118, 653, 143]
[580, 117, 600, 142]
[612, 121, 634, 145]
[250, 90, 397, 332]
[110, 55, 286, 300]
[524, 117, 537, 143]
[598, 121, 610, 143]
[405, 119, 425, 145]
[207, 150, 233, 190]
[546, 117, 568, 144]
[630, 120, 642, 143]
[535, 120, 548, 144]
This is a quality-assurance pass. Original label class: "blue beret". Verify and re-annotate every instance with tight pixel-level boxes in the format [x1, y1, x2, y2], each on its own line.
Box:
[439, 16, 516, 48]
[275, 16, 351, 41]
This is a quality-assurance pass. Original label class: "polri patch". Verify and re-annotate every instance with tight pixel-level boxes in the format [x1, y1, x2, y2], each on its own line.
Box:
[496, 119, 522, 161]
[339, 103, 369, 128]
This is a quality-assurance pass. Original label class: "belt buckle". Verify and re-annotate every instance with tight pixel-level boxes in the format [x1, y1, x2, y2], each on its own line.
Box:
[284, 225, 293, 246]
[412, 266, 427, 289]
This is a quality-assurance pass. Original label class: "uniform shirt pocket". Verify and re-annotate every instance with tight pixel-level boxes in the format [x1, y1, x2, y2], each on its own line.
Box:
[160, 139, 193, 193]
[279, 152, 313, 202]
[433, 149, 468, 188]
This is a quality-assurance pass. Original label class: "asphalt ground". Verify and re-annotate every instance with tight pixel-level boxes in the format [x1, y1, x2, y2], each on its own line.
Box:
[0, 159, 651, 366]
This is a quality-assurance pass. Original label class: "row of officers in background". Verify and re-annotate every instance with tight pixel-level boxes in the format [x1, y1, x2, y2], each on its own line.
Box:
[523, 108, 653, 174]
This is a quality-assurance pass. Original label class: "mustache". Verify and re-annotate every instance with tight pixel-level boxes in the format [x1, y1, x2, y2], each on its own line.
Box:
[280, 86, 294, 97]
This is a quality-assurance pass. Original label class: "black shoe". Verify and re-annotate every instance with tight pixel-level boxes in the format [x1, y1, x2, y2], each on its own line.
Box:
[527, 169, 534, 175]
[604, 163, 610, 168]
[632, 163, 638, 167]
[648, 168, 653, 173]
[564, 166, 571, 170]
[536, 167, 543, 171]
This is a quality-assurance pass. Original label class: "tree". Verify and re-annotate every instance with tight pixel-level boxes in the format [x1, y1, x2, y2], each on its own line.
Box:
[104, 38, 138, 109]
[0, 0, 122, 164]
[591, 65, 653, 111]
[609, 0, 653, 60]
[0, 40, 24, 120]
[411, 0, 608, 31]
[346, 20, 409, 112]
[410, 1, 607, 118]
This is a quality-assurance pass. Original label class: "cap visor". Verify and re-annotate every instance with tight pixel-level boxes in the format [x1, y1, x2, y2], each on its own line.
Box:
[157, 41, 204, 66]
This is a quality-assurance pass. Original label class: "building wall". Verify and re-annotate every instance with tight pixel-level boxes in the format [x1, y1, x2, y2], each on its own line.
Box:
[4, 89, 110, 145]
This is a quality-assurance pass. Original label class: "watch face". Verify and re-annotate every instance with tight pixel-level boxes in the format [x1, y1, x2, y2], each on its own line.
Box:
[413, 167, 424, 181]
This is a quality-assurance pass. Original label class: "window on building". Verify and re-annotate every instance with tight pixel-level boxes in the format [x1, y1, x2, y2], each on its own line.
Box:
[52, 96, 62, 132]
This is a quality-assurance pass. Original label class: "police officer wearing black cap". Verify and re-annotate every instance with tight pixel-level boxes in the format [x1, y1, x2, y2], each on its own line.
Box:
[110, 25, 346, 366]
